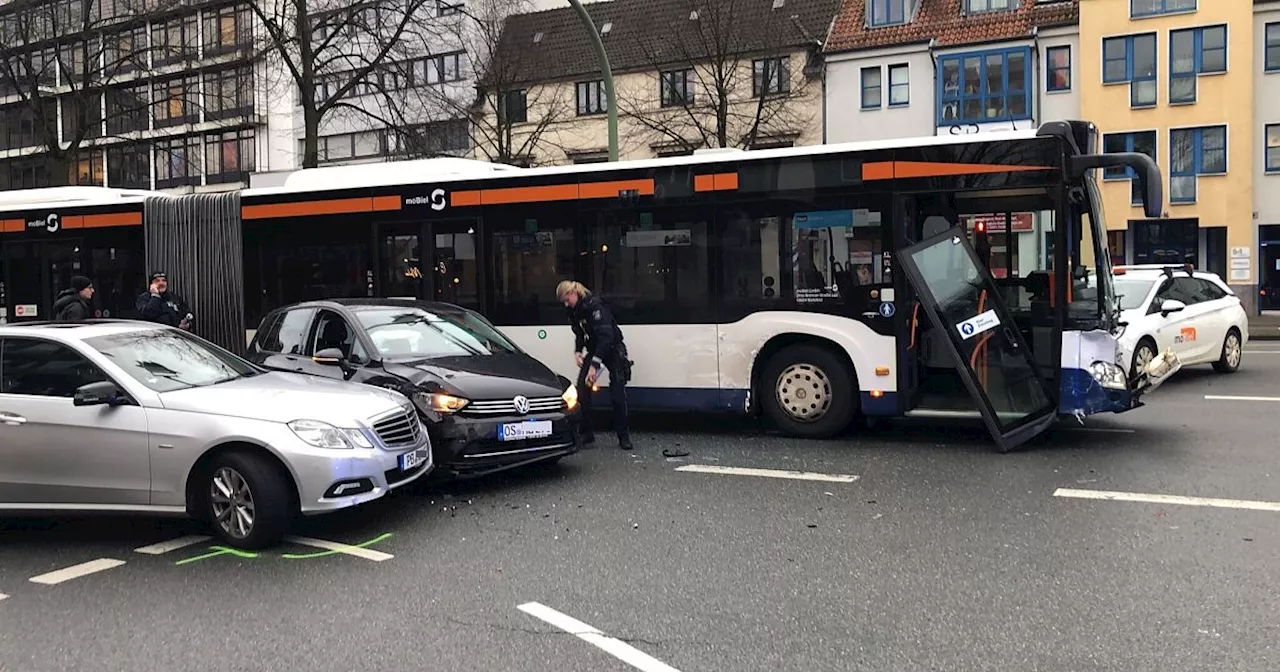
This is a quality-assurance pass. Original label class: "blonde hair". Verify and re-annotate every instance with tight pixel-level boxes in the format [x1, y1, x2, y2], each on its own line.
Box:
[556, 280, 591, 299]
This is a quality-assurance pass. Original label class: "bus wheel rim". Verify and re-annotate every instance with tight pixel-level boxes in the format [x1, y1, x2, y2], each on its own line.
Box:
[776, 363, 832, 422]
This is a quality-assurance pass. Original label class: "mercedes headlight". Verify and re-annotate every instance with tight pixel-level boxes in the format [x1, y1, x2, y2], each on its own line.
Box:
[414, 392, 469, 414]
[1089, 361, 1128, 391]
[288, 420, 373, 449]
[561, 383, 579, 410]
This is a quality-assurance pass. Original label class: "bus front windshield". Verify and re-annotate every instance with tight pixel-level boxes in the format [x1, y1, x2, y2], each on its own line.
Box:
[1067, 176, 1117, 330]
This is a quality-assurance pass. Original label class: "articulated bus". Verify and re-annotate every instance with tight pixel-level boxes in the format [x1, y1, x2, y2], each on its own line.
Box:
[0, 121, 1169, 451]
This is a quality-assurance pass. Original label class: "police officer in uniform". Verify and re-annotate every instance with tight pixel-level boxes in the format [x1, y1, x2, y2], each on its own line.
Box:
[558, 281, 634, 451]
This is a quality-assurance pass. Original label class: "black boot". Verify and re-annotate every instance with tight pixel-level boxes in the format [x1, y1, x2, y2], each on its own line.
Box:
[618, 434, 634, 451]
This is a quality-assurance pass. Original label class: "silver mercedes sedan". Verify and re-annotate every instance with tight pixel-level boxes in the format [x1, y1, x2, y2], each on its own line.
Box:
[0, 321, 433, 548]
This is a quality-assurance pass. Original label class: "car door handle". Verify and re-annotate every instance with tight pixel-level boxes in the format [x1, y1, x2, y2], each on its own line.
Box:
[0, 412, 28, 426]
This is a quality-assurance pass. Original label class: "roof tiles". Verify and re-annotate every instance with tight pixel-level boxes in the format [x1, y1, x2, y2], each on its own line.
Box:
[826, 0, 1078, 54]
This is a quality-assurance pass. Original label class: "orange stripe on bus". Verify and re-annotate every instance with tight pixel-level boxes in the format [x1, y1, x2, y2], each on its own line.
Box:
[694, 175, 715, 192]
[480, 184, 579, 205]
[82, 212, 142, 228]
[242, 198, 376, 220]
[61, 216, 84, 230]
[0, 219, 21, 233]
[371, 195, 402, 212]
[578, 179, 654, 199]
[862, 161, 1053, 181]
[694, 173, 739, 192]
[451, 190, 482, 207]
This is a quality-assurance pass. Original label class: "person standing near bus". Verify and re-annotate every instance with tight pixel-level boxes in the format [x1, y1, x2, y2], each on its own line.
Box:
[558, 280, 634, 451]
[136, 271, 193, 330]
[53, 275, 94, 321]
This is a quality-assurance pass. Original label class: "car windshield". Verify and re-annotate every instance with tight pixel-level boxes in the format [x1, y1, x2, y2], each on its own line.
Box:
[354, 307, 519, 359]
[1113, 278, 1156, 311]
[85, 329, 260, 393]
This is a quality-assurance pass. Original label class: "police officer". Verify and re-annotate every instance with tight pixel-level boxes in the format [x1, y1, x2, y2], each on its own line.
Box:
[558, 280, 634, 451]
[136, 271, 194, 330]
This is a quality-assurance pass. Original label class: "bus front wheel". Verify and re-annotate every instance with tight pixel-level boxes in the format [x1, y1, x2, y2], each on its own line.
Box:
[760, 344, 856, 439]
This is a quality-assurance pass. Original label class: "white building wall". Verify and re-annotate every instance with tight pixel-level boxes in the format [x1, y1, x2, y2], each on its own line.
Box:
[825, 45, 935, 144]
[1255, 4, 1280, 227]
[1036, 28, 1082, 126]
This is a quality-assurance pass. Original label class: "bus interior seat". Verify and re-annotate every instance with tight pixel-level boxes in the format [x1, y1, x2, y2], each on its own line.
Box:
[921, 215, 952, 239]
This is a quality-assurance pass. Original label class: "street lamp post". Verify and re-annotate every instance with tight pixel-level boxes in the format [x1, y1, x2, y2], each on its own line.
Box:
[566, 0, 618, 162]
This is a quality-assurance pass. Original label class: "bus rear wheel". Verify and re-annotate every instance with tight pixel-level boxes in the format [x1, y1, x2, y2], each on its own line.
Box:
[760, 344, 856, 439]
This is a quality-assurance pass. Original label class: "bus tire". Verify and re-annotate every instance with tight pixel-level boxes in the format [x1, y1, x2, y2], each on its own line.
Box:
[760, 344, 856, 439]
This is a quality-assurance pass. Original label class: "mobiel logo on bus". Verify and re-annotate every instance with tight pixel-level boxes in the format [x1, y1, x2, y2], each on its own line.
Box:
[403, 188, 447, 211]
[25, 213, 60, 233]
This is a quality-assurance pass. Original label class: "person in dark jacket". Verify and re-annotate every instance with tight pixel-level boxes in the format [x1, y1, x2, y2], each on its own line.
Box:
[53, 275, 94, 321]
[558, 280, 634, 451]
[135, 271, 193, 330]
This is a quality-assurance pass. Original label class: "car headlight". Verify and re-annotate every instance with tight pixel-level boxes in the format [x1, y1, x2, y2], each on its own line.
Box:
[1089, 361, 1128, 390]
[287, 420, 373, 449]
[414, 392, 469, 414]
[561, 383, 578, 410]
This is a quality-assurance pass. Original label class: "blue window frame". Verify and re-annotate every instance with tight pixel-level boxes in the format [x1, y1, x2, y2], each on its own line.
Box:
[1170, 125, 1226, 203]
[1266, 23, 1280, 72]
[936, 47, 1031, 125]
[1046, 45, 1070, 92]
[1102, 33, 1157, 107]
[1102, 131, 1157, 205]
[1169, 25, 1226, 104]
[1265, 124, 1280, 173]
[870, 0, 907, 27]
[1130, 0, 1195, 18]
[888, 64, 909, 106]
[861, 67, 882, 109]
[964, 0, 1016, 13]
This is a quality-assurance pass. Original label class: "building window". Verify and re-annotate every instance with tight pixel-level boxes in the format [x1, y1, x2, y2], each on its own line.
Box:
[965, 0, 1015, 13]
[576, 80, 607, 115]
[660, 69, 693, 107]
[937, 47, 1030, 125]
[105, 25, 149, 75]
[1102, 33, 1157, 107]
[1265, 124, 1280, 173]
[869, 0, 907, 26]
[1130, 0, 1195, 18]
[888, 64, 909, 105]
[1169, 25, 1226, 104]
[1265, 23, 1279, 72]
[752, 57, 789, 97]
[68, 150, 105, 186]
[1170, 125, 1226, 203]
[1046, 45, 1070, 92]
[154, 135, 201, 188]
[61, 94, 103, 141]
[206, 129, 254, 183]
[438, 1, 464, 16]
[152, 13, 198, 66]
[306, 131, 385, 164]
[203, 4, 252, 55]
[205, 67, 254, 121]
[1102, 131, 1156, 205]
[500, 89, 527, 124]
[860, 67, 881, 109]
[152, 74, 200, 127]
[107, 144, 151, 190]
[392, 120, 470, 156]
[106, 84, 149, 135]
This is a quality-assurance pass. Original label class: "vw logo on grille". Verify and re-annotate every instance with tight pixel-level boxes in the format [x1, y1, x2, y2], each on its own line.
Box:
[512, 395, 530, 415]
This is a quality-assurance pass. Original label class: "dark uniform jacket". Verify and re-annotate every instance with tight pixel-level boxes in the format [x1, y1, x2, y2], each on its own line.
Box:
[52, 289, 91, 321]
[135, 291, 191, 328]
[568, 294, 631, 381]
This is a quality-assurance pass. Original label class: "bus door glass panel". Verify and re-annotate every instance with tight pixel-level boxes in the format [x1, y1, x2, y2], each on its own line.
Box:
[87, 234, 144, 319]
[898, 225, 1056, 452]
[4, 241, 78, 322]
[431, 219, 479, 311]
[378, 222, 422, 299]
[487, 205, 577, 325]
[791, 207, 886, 317]
[261, 222, 371, 310]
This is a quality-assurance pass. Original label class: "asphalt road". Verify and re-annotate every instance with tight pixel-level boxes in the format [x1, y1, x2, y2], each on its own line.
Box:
[2, 345, 1279, 672]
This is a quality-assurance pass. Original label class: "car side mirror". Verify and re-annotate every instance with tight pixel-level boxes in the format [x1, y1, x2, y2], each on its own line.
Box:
[74, 381, 125, 407]
[1160, 299, 1187, 316]
[312, 348, 346, 365]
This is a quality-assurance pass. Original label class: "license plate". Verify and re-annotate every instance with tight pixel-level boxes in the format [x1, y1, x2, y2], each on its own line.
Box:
[400, 448, 429, 471]
[499, 420, 553, 442]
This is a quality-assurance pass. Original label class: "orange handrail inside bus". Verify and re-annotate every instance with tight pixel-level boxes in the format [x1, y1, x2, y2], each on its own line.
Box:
[909, 302, 920, 350]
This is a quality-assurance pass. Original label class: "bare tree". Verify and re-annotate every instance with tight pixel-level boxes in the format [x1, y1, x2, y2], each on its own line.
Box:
[614, 0, 820, 154]
[246, 0, 446, 168]
[0, 0, 172, 187]
[366, 0, 574, 167]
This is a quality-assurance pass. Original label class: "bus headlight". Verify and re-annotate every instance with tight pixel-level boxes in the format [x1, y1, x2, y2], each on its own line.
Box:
[1089, 361, 1128, 390]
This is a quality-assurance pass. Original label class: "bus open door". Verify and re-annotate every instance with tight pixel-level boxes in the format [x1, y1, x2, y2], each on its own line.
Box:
[897, 225, 1057, 453]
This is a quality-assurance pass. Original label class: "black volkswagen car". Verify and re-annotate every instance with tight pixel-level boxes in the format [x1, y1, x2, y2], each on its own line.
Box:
[246, 299, 580, 479]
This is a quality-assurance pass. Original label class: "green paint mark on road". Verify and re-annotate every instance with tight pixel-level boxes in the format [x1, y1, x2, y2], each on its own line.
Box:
[175, 546, 259, 566]
[279, 533, 393, 560]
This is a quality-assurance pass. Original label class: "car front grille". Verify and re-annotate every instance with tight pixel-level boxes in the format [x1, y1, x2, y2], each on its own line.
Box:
[372, 407, 422, 448]
[462, 395, 563, 416]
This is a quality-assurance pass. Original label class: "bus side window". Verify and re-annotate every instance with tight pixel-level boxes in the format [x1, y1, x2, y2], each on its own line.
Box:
[718, 206, 782, 308]
[586, 204, 711, 323]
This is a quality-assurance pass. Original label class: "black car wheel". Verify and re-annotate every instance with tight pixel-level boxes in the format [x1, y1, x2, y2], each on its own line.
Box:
[205, 451, 292, 549]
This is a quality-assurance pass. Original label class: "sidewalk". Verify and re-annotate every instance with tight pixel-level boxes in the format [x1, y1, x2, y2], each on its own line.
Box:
[1248, 313, 1280, 341]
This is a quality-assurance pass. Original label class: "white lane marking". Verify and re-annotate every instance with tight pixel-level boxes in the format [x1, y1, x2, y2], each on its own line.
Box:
[674, 465, 858, 483]
[0, 593, 7, 602]
[29, 558, 126, 585]
[134, 535, 212, 555]
[1054, 488, 1280, 512]
[1204, 395, 1280, 403]
[1061, 427, 1136, 434]
[518, 602, 683, 672]
[284, 536, 394, 561]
